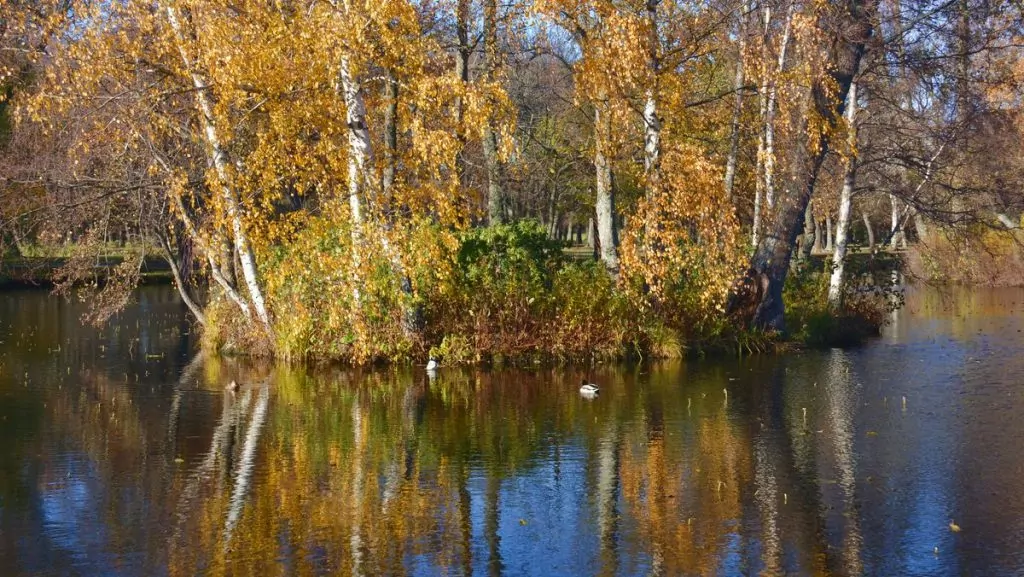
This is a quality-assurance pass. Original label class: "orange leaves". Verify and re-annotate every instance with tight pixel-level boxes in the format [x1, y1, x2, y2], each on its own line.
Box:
[620, 144, 746, 322]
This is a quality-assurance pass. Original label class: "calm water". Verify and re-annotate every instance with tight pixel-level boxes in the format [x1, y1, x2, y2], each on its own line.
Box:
[1, 286, 1023, 576]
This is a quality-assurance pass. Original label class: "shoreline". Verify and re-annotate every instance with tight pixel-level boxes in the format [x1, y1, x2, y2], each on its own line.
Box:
[0, 256, 173, 288]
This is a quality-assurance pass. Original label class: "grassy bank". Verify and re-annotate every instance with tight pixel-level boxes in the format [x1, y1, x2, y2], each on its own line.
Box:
[200, 221, 893, 365]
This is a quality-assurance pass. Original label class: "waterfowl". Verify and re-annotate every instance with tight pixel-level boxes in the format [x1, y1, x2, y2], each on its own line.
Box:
[226, 380, 239, 393]
[426, 358, 439, 371]
[949, 520, 961, 533]
[579, 379, 599, 396]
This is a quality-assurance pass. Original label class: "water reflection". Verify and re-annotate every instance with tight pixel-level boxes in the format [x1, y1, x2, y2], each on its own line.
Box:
[2, 286, 1024, 575]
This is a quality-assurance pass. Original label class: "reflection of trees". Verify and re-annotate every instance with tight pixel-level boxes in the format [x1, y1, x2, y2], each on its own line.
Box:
[619, 365, 753, 576]
[823, 351, 863, 576]
[595, 422, 620, 577]
[7, 345, 908, 575]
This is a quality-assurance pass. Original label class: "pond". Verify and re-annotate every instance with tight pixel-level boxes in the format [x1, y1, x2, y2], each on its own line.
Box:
[1, 285, 1023, 576]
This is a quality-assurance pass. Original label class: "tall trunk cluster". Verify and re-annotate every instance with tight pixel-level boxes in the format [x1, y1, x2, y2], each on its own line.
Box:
[164, 2, 273, 340]
[752, 3, 794, 247]
[336, 2, 419, 337]
[731, 0, 877, 331]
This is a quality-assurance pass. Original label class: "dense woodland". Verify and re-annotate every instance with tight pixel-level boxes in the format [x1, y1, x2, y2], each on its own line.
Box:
[1, 0, 1023, 362]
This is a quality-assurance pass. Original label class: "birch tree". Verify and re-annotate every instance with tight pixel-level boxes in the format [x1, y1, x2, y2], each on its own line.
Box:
[828, 78, 860, 308]
[731, 0, 878, 331]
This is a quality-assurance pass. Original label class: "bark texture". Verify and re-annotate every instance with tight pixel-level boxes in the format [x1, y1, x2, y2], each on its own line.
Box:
[595, 104, 619, 275]
[828, 79, 859, 308]
[165, 2, 273, 338]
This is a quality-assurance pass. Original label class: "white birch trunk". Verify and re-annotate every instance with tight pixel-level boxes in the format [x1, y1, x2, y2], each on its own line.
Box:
[763, 3, 794, 210]
[752, 149, 764, 247]
[724, 5, 747, 201]
[751, 6, 772, 248]
[826, 213, 834, 252]
[828, 79, 859, 309]
[889, 194, 903, 248]
[165, 3, 272, 337]
[643, 91, 661, 179]
[595, 104, 619, 275]
[338, 54, 373, 306]
[339, 55, 372, 229]
[643, 0, 661, 184]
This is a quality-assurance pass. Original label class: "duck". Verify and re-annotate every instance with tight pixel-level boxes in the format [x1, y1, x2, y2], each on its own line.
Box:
[426, 358, 439, 371]
[226, 380, 239, 393]
[949, 519, 961, 533]
[579, 379, 599, 396]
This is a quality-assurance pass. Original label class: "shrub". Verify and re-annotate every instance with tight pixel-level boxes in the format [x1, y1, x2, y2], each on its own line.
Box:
[423, 220, 565, 360]
[784, 255, 900, 347]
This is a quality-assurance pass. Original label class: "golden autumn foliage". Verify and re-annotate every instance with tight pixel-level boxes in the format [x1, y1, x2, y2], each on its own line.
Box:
[3, 0, 1024, 358]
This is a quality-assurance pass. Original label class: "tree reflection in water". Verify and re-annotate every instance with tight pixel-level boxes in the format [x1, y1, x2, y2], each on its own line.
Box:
[4, 286, 1024, 575]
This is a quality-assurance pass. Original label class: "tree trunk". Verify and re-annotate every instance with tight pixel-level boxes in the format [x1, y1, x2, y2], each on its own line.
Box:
[826, 213, 834, 252]
[862, 211, 874, 249]
[167, 184, 251, 319]
[483, 128, 503, 225]
[813, 212, 823, 253]
[888, 195, 903, 248]
[643, 0, 661, 190]
[219, 238, 236, 290]
[339, 55, 372, 231]
[547, 189, 558, 239]
[482, 0, 504, 225]
[829, 79, 859, 309]
[753, 107, 766, 247]
[643, 90, 660, 182]
[382, 73, 399, 197]
[165, 3, 272, 338]
[595, 104, 619, 275]
[763, 3, 795, 211]
[455, 0, 470, 178]
[728, 0, 875, 331]
[913, 209, 929, 241]
[798, 200, 815, 261]
[160, 235, 205, 325]
[724, 3, 748, 202]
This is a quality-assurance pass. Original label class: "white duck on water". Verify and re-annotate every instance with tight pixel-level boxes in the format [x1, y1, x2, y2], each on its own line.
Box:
[426, 358, 439, 371]
[579, 379, 599, 396]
